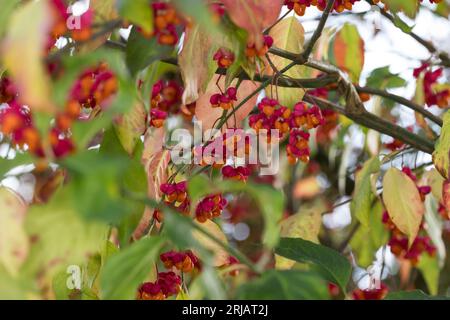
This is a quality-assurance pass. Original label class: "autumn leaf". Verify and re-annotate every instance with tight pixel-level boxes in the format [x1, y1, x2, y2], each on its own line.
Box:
[2, 0, 54, 112]
[179, 24, 219, 105]
[221, 0, 284, 49]
[0, 188, 28, 276]
[133, 128, 170, 240]
[329, 23, 365, 83]
[195, 74, 258, 131]
[382, 167, 425, 246]
[193, 220, 229, 267]
[114, 101, 147, 155]
[265, 16, 306, 108]
[422, 169, 445, 202]
[433, 110, 450, 179]
[275, 201, 324, 269]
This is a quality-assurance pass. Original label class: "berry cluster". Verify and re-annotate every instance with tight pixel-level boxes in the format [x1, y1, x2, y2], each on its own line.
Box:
[210, 87, 237, 110]
[245, 35, 274, 59]
[285, 0, 359, 16]
[160, 250, 201, 273]
[213, 48, 235, 69]
[413, 63, 449, 108]
[249, 98, 324, 164]
[69, 64, 118, 110]
[221, 165, 252, 182]
[352, 283, 388, 300]
[195, 194, 228, 222]
[160, 181, 190, 215]
[152, 2, 184, 45]
[160, 181, 228, 223]
[382, 167, 436, 265]
[0, 75, 82, 159]
[193, 130, 251, 168]
[149, 79, 183, 128]
[138, 272, 182, 300]
[49, 0, 93, 47]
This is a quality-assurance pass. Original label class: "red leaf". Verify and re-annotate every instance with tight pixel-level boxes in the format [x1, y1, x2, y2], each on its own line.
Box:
[221, 0, 284, 49]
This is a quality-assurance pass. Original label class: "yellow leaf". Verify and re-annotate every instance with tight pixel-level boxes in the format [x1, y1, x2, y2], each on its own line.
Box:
[0, 187, 28, 276]
[275, 201, 324, 269]
[266, 16, 305, 108]
[114, 101, 147, 155]
[193, 220, 229, 267]
[382, 168, 425, 246]
[433, 110, 450, 179]
[422, 169, 445, 202]
[2, 0, 54, 112]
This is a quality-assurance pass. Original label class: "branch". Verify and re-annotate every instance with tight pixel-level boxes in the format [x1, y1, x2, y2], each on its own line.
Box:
[355, 85, 443, 127]
[303, 93, 435, 154]
[303, 0, 336, 58]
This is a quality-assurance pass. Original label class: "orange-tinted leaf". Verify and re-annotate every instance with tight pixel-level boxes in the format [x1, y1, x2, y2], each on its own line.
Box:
[221, 0, 284, 49]
[382, 168, 425, 246]
[293, 176, 321, 200]
[195, 74, 258, 131]
[329, 23, 364, 83]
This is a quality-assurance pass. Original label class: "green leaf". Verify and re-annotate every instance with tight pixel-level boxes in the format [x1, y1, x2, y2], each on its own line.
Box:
[366, 66, 407, 89]
[172, 0, 221, 35]
[392, 13, 414, 33]
[433, 110, 450, 179]
[329, 23, 365, 83]
[0, 152, 33, 180]
[100, 236, 164, 300]
[275, 238, 351, 291]
[0, 265, 31, 299]
[384, 0, 419, 19]
[237, 270, 329, 300]
[385, 290, 449, 300]
[382, 167, 425, 246]
[188, 175, 284, 248]
[350, 201, 389, 267]
[126, 26, 174, 76]
[118, 0, 154, 34]
[265, 16, 306, 108]
[0, 187, 28, 276]
[417, 254, 440, 295]
[0, 0, 19, 38]
[435, 0, 450, 18]
[351, 156, 380, 227]
[23, 188, 109, 277]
